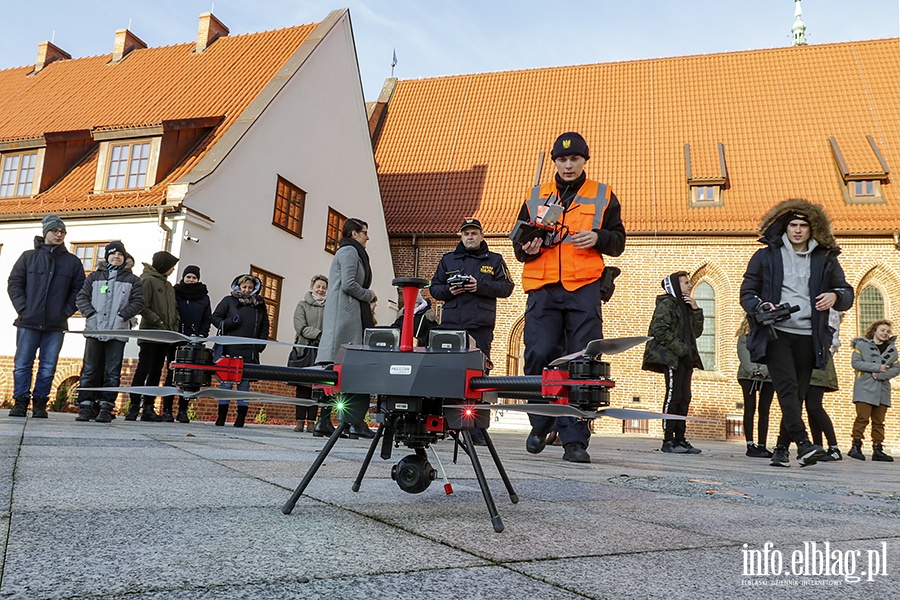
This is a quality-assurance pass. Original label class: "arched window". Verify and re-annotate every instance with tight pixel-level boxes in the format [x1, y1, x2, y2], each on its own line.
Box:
[693, 281, 716, 370]
[858, 285, 885, 336]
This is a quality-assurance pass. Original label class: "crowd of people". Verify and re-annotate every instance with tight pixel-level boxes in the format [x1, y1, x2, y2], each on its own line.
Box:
[5, 132, 898, 466]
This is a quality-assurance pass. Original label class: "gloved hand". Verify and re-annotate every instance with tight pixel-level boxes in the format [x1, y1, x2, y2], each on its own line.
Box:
[230, 314, 242, 326]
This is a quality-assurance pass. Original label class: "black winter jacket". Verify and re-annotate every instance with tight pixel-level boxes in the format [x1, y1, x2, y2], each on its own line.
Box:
[174, 282, 212, 337]
[211, 276, 269, 363]
[739, 199, 854, 369]
[430, 241, 514, 330]
[7, 236, 86, 331]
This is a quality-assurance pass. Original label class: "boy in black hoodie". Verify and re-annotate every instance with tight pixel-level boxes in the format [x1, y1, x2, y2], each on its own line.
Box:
[642, 272, 704, 453]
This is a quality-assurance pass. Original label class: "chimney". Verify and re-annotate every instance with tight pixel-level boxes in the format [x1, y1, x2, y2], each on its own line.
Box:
[195, 12, 229, 53]
[34, 41, 71, 74]
[112, 28, 147, 63]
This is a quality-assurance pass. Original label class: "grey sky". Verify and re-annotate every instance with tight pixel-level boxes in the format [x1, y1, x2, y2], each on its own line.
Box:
[1, 1, 897, 101]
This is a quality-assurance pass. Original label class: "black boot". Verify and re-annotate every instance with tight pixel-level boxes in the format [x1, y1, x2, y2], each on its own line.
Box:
[848, 439, 865, 461]
[8, 396, 29, 417]
[175, 397, 190, 423]
[872, 443, 894, 462]
[31, 397, 49, 418]
[75, 401, 94, 422]
[234, 405, 248, 428]
[349, 420, 375, 439]
[161, 396, 175, 422]
[140, 400, 163, 422]
[313, 407, 335, 437]
[124, 397, 141, 421]
[95, 401, 115, 423]
[215, 404, 228, 426]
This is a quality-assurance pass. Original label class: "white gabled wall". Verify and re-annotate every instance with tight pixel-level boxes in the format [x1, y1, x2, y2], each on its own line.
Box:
[0, 218, 165, 360]
[181, 13, 396, 363]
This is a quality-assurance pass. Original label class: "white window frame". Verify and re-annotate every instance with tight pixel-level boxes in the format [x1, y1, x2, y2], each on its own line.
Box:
[0, 149, 44, 198]
[94, 137, 160, 193]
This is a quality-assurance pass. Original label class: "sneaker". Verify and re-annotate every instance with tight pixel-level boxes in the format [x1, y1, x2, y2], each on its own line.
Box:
[95, 408, 113, 423]
[562, 442, 591, 463]
[797, 441, 826, 467]
[661, 441, 688, 454]
[818, 446, 842, 462]
[677, 440, 702, 454]
[75, 405, 94, 422]
[175, 410, 190, 423]
[161, 410, 175, 423]
[770, 446, 790, 467]
[746, 444, 773, 458]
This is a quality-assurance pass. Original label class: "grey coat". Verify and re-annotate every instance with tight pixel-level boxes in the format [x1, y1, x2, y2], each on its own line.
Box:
[294, 291, 325, 345]
[316, 246, 375, 364]
[76, 259, 144, 342]
[851, 336, 899, 407]
[737, 334, 770, 381]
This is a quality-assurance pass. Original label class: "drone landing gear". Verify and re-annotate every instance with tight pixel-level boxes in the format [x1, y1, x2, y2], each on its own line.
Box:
[450, 428, 519, 533]
[281, 422, 351, 514]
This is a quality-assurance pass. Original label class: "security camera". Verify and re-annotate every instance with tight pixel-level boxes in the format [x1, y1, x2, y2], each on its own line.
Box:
[183, 230, 200, 243]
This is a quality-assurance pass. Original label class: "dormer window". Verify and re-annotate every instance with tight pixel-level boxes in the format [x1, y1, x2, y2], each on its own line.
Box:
[829, 136, 889, 205]
[684, 142, 728, 208]
[0, 151, 39, 197]
[106, 141, 151, 189]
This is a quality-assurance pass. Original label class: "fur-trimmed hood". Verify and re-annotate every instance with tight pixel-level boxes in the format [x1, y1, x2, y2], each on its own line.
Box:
[758, 198, 836, 249]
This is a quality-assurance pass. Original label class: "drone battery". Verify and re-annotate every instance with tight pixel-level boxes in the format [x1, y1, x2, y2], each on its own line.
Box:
[364, 327, 400, 349]
[428, 330, 470, 352]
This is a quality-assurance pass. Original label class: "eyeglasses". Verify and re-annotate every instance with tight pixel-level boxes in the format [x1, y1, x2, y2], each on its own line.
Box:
[48, 228, 66, 235]
[359, 230, 369, 237]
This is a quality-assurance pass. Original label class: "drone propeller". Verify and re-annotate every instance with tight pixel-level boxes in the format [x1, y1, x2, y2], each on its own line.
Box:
[455, 402, 708, 421]
[548, 336, 652, 366]
[70, 329, 310, 348]
[77, 386, 322, 407]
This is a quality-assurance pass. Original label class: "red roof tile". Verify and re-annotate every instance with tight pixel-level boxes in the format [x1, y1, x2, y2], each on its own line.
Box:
[0, 23, 318, 215]
[374, 39, 900, 235]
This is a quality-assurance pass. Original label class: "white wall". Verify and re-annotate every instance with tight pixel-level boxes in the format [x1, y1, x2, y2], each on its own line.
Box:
[0, 217, 165, 360]
[182, 13, 396, 364]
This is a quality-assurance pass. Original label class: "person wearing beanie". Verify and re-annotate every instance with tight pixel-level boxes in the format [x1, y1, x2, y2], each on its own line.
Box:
[210, 274, 270, 428]
[74, 241, 144, 423]
[125, 251, 180, 422]
[160, 265, 212, 423]
[513, 132, 626, 464]
[8, 215, 86, 418]
[642, 272, 705, 454]
[740, 198, 854, 467]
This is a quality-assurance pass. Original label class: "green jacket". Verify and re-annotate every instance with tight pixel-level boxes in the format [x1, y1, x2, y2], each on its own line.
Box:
[642, 293, 704, 373]
[138, 263, 179, 336]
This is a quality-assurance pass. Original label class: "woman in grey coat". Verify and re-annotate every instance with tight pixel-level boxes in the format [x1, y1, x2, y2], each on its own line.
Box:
[849, 320, 899, 461]
[314, 218, 377, 439]
[292, 274, 328, 432]
[737, 317, 774, 457]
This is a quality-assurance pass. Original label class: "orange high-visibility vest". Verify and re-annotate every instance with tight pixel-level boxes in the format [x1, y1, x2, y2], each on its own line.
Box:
[521, 178, 612, 292]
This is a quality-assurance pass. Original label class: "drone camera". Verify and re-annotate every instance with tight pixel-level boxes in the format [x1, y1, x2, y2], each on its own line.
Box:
[391, 454, 437, 494]
[425, 416, 444, 432]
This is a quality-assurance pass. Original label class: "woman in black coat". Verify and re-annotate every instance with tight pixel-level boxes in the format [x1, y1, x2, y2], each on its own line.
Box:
[161, 265, 213, 423]
[210, 274, 269, 427]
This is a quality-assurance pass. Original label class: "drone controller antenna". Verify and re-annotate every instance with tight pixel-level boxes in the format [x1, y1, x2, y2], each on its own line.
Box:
[427, 444, 453, 495]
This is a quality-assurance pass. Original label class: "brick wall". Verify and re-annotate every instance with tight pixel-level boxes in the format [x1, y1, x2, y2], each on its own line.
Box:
[3, 234, 898, 450]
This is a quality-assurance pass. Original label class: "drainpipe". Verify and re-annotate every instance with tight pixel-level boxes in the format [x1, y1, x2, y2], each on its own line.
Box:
[411, 234, 419, 277]
[157, 205, 172, 251]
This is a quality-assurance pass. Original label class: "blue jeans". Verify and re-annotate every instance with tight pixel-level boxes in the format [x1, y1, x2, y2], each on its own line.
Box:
[13, 327, 65, 399]
[79, 338, 126, 403]
[219, 380, 250, 407]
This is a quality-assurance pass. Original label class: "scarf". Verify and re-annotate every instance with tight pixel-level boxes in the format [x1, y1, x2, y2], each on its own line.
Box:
[174, 281, 209, 301]
[339, 236, 374, 329]
[230, 288, 264, 307]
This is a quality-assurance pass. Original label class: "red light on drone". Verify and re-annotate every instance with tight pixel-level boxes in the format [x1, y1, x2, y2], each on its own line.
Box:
[464, 408, 474, 417]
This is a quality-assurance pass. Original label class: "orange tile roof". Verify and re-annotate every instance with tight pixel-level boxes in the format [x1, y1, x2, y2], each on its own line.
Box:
[374, 39, 900, 235]
[0, 23, 318, 216]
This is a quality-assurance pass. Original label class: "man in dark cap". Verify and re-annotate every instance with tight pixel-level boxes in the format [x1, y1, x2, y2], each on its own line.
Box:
[740, 199, 854, 467]
[7, 215, 86, 417]
[125, 250, 180, 421]
[74, 241, 144, 422]
[431, 218, 514, 368]
[512, 132, 626, 463]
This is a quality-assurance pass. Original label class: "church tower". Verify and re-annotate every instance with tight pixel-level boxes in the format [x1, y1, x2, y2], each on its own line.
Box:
[792, 0, 808, 46]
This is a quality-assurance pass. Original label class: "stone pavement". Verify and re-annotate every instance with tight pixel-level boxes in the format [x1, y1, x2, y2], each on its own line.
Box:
[1, 414, 898, 599]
